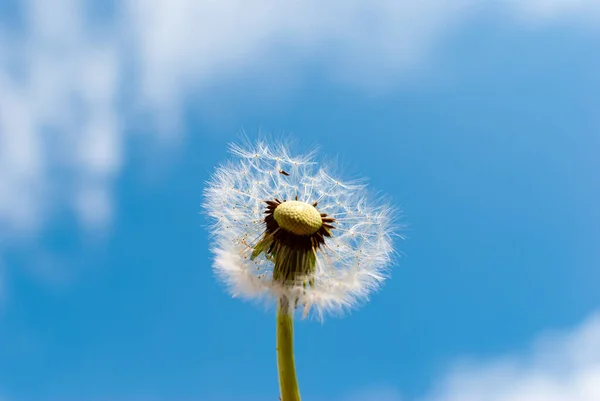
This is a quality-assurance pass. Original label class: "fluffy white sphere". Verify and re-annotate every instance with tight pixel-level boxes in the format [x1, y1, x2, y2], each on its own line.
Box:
[203, 139, 398, 319]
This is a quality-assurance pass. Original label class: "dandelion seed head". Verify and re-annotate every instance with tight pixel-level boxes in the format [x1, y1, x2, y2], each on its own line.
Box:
[203, 138, 397, 320]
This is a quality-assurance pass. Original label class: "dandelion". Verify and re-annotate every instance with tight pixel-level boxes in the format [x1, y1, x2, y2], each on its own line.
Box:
[203, 138, 397, 401]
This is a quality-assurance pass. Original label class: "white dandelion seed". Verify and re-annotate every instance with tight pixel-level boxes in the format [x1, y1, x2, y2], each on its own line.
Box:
[203, 138, 397, 320]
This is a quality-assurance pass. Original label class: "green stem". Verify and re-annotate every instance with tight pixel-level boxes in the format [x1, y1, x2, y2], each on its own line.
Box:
[276, 298, 301, 401]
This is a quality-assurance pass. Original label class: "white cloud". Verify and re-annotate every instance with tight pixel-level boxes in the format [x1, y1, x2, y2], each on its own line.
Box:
[507, 0, 600, 24]
[0, 0, 121, 236]
[420, 312, 600, 401]
[346, 312, 600, 401]
[125, 0, 473, 99]
[0, 0, 598, 280]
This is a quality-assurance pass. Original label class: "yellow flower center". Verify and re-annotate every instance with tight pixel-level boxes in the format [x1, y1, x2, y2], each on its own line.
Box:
[273, 201, 322, 236]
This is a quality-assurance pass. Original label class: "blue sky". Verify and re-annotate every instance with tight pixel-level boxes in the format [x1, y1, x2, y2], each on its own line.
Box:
[1, 1, 600, 400]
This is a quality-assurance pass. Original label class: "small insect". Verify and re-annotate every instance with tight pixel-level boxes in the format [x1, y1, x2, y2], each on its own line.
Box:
[279, 169, 290, 176]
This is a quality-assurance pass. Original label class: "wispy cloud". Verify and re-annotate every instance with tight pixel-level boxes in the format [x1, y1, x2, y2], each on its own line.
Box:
[125, 0, 473, 100]
[1, 0, 598, 288]
[508, 0, 600, 24]
[350, 312, 600, 401]
[421, 312, 600, 401]
[0, 0, 121, 235]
